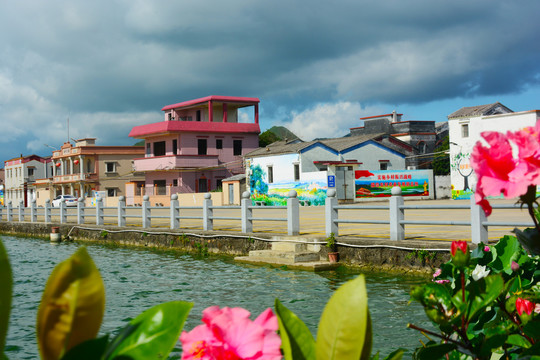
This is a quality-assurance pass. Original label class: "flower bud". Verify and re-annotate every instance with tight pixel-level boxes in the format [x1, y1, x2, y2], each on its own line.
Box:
[450, 241, 470, 268]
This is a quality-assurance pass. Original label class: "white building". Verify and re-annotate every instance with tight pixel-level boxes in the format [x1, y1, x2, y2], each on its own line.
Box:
[4, 155, 52, 207]
[448, 102, 540, 199]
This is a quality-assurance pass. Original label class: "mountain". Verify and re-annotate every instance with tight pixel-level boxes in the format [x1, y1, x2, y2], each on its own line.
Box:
[266, 126, 299, 141]
[259, 126, 300, 147]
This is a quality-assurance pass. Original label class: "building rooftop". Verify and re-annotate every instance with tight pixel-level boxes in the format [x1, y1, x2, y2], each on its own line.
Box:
[447, 102, 513, 119]
[162, 95, 259, 111]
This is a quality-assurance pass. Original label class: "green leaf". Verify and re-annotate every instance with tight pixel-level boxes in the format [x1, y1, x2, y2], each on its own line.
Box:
[0, 239, 12, 357]
[514, 228, 540, 256]
[274, 299, 315, 360]
[490, 235, 523, 273]
[382, 348, 405, 360]
[506, 334, 531, 349]
[103, 301, 192, 360]
[414, 343, 456, 360]
[37, 247, 106, 360]
[60, 335, 109, 360]
[467, 274, 504, 321]
[316, 275, 372, 360]
[523, 320, 540, 338]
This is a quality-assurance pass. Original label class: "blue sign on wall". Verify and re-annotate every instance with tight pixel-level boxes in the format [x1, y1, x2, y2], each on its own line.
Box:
[328, 175, 335, 188]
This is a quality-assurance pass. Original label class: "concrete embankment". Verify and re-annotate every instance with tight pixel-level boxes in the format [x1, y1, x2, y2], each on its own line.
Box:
[0, 222, 453, 274]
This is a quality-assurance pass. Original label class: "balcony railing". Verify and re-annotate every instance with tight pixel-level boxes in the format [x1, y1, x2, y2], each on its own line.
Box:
[52, 173, 97, 183]
[133, 155, 219, 172]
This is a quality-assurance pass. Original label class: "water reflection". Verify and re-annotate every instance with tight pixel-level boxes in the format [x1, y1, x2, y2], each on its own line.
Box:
[3, 235, 430, 359]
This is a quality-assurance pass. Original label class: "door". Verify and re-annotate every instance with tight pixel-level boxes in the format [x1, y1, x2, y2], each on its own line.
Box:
[335, 167, 354, 201]
[228, 184, 234, 205]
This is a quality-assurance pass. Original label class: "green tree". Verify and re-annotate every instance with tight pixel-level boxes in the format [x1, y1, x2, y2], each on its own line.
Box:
[432, 136, 450, 175]
[259, 130, 281, 147]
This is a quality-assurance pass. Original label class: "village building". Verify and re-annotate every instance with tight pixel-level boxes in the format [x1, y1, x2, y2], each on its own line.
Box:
[349, 111, 438, 169]
[245, 134, 433, 205]
[129, 95, 260, 205]
[33, 138, 145, 206]
[4, 155, 52, 207]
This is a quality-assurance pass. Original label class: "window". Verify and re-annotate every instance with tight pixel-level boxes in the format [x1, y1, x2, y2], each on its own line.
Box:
[233, 140, 242, 156]
[198, 139, 207, 155]
[179, 116, 192, 121]
[267, 165, 274, 183]
[154, 141, 166, 156]
[172, 179, 178, 187]
[107, 188, 118, 197]
[461, 124, 469, 138]
[196, 110, 201, 122]
[146, 143, 151, 156]
[168, 113, 172, 121]
[380, 162, 388, 170]
[87, 160, 92, 173]
[173, 139, 178, 155]
[28, 168, 35, 176]
[154, 180, 166, 195]
[216, 139, 223, 149]
[294, 163, 300, 181]
[216, 179, 223, 190]
[105, 162, 116, 173]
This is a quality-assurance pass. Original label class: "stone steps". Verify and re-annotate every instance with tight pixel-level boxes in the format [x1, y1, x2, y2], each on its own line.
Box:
[234, 239, 339, 271]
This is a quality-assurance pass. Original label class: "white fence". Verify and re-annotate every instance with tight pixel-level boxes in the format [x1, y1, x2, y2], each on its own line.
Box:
[0, 188, 533, 243]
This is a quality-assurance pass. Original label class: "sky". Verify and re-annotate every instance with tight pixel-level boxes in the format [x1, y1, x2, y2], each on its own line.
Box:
[1, 0, 539, 164]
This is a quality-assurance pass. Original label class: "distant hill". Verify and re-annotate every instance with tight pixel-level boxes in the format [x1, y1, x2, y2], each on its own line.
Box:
[134, 140, 145, 146]
[267, 126, 299, 141]
[259, 126, 299, 147]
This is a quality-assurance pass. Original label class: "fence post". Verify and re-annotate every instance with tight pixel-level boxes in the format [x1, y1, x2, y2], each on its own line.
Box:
[470, 196, 488, 244]
[325, 189, 338, 237]
[170, 194, 179, 229]
[60, 199, 67, 224]
[7, 201, 12, 222]
[77, 197, 85, 224]
[45, 200, 51, 223]
[31, 199, 37, 222]
[389, 186, 405, 241]
[287, 190, 300, 236]
[18, 200, 24, 222]
[241, 191, 253, 233]
[96, 197, 104, 226]
[142, 195, 151, 228]
[203, 193, 213, 231]
[118, 196, 126, 227]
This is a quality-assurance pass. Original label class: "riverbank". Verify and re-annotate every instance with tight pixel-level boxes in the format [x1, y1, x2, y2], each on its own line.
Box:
[0, 221, 453, 274]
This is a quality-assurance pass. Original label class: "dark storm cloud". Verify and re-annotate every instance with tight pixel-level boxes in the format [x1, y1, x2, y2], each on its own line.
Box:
[0, 0, 539, 159]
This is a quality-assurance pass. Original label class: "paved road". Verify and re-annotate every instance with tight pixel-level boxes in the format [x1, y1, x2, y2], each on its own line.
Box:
[34, 198, 533, 243]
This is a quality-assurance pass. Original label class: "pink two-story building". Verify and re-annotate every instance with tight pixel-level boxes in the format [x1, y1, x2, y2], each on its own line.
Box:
[129, 96, 261, 197]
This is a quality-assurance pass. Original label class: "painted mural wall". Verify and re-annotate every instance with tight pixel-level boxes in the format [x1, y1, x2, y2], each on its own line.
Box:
[354, 169, 433, 198]
[248, 154, 328, 206]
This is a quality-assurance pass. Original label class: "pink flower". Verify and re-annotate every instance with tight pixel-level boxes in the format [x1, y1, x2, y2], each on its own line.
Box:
[511, 261, 520, 271]
[484, 246, 490, 252]
[180, 307, 281, 360]
[471, 132, 525, 216]
[516, 298, 535, 316]
[471, 125, 540, 216]
[432, 268, 442, 278]
[435, 279, 450, 284]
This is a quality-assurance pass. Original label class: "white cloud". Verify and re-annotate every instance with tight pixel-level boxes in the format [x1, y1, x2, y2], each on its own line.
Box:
[279, 102, 383, 141]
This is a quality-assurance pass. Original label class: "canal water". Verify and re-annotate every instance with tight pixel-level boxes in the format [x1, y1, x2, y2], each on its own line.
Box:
[2, 235, 432, 359]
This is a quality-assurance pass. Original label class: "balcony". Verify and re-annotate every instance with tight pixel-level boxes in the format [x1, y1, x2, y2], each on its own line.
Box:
[133, 155, 219, 172]
[53, 173, 98, 183]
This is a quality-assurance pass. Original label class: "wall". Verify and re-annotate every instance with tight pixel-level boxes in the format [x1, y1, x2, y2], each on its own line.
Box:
[434, 175, 451, 199]
[342, 141, 406, 170]
[223, 180, 243, 205]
